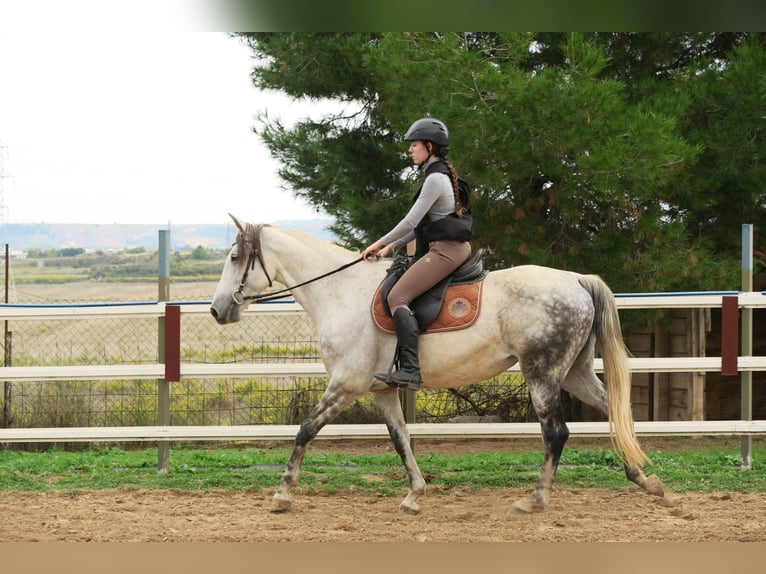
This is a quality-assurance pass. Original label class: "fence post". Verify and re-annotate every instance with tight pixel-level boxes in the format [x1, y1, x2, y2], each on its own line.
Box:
[740, 224, 753, 470]
[721, 296, 739, 376]
[3, 332, 11, 428]
[3, 243, 10, 429]
[157, 229, 171, 474]
[164, 306, 181, 383]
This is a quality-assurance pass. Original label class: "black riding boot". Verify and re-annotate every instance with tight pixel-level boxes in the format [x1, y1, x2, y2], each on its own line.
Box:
[375, 307, 422, 391]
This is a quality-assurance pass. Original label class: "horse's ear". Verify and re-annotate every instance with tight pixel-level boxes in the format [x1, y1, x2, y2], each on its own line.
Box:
[229, 213, 246, 233]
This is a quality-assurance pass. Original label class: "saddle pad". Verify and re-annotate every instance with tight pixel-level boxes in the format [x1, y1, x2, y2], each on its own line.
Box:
[371, 279, 484, 334]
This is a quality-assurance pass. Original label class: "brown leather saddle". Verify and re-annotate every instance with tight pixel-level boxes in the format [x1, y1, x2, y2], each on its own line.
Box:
[371, 250, 487, 334]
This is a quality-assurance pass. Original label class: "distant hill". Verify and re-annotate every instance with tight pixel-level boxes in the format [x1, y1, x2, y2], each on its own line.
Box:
[0, 219, 337, 251]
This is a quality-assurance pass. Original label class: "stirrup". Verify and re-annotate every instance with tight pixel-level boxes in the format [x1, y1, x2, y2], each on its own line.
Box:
[374, 366, 421, 391]
[374, 360, 399, 388]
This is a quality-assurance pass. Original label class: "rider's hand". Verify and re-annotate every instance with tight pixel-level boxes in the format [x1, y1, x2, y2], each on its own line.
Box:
[362, 241, 384, 261]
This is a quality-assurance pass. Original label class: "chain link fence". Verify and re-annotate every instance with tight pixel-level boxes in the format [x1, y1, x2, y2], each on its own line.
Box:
[2, 278, 532, 435]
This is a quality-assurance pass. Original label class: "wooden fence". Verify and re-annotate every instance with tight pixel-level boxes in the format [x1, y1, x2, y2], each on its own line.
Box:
[1, 292, 765, 444]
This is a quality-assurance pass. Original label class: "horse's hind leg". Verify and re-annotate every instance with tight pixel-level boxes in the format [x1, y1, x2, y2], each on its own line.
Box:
[562, 357, 665, 497]
[271, 382, 360, 513]
[510, 380, 570, 515]
[372, 388, 426, 514]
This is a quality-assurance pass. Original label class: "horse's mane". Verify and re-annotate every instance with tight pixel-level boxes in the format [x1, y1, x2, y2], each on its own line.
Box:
[234, 222, 259, 259]
[269, 225, 355, 258]
[238, 223, 354, 259]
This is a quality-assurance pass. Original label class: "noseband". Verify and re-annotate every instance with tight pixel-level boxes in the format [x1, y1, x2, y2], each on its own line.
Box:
[231, 224, 363, 305]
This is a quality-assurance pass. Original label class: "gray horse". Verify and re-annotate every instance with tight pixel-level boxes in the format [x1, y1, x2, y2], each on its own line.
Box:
[210, 215, 665, 516]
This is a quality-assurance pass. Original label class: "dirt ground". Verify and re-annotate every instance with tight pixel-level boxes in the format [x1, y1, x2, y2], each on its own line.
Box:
[2, 485, 764, 542]
[1, 437, 764, 542]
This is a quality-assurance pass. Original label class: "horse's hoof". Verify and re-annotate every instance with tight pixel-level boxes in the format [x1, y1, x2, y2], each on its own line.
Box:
[507, 496, 543, 516]
[655, 492, 680, 507]
[270, 493, 292, 513]
[399, 500, 420, 515]
[645, 474, 665, 497]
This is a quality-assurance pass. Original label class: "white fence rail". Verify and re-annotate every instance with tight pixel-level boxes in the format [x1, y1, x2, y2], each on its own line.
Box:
[0, 292, 764, 444]
[1, 420, 765, 443]
[3, 355, 766, 383]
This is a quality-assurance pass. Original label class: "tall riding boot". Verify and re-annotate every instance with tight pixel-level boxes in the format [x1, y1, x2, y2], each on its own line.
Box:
[375, 307, 422, 391]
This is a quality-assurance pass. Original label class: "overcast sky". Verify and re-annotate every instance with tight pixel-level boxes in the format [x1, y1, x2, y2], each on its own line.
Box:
[0, 31, 337, 226]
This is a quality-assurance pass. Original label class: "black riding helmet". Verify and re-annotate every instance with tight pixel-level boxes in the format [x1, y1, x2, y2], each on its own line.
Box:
[403, 118, 449, 155]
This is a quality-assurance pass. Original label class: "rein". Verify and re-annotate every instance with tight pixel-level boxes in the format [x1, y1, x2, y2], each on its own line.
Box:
[231, 224, 364, 305]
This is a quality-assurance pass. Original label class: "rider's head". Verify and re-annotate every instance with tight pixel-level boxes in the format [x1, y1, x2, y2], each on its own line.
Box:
[404, 118, 449, 164]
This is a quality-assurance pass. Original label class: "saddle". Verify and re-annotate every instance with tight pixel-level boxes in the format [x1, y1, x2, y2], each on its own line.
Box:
[371, 249, 487, 334]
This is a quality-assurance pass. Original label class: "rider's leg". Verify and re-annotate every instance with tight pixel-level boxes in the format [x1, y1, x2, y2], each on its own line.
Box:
[375, 240, 470, 391]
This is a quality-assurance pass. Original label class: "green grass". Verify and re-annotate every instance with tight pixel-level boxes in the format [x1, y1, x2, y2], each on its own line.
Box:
[0, 444, 763, 495]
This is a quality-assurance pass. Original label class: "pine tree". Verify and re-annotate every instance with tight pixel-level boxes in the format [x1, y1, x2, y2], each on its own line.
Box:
[236, 32, 766, 292]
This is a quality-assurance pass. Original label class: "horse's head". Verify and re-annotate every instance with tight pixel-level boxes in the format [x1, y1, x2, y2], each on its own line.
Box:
[210, 214, 274, 325]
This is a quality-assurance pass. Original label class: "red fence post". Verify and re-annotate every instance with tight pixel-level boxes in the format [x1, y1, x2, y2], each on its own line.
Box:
[721, 295, 739, 376]
[164, 304, 181, 382]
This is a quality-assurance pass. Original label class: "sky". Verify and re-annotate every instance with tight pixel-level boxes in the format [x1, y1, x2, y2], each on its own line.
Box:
[0, 31, 338, 226]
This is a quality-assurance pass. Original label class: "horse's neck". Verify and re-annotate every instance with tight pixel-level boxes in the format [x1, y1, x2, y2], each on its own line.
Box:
[266, 227, 364, 317]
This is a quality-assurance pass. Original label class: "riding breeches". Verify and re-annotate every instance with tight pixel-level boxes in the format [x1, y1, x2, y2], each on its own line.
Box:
[386, 240, 472, 312]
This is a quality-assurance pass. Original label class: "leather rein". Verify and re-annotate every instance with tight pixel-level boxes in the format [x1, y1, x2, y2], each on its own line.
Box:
[231, 224, 364, 305]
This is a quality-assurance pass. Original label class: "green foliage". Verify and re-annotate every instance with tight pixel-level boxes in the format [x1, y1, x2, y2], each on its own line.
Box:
[13, 274, 87, 285]
[11, 380, 160, 429]
[237, 32, 766, 292]
[190, 245, 210, 260]
[9, 376, 531, 431]
[209, 343, 320, 363]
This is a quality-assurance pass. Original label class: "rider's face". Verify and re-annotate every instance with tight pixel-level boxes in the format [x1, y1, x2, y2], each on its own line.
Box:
[408, 140, 431, 166]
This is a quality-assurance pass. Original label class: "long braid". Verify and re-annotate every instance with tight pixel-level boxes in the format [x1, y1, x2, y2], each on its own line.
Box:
[441, 157, 465, 217]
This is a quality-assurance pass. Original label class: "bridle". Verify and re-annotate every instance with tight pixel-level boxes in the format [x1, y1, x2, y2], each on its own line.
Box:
[231, 224, 364, 305]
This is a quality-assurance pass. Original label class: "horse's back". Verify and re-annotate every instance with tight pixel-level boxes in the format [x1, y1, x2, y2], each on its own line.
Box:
[486, 264, 588, 299]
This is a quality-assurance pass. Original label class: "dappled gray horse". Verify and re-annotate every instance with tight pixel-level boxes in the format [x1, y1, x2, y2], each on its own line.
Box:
[210, 215, 664, 516]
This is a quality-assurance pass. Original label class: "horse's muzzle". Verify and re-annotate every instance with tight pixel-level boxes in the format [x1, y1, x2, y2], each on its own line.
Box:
[209, 300, 241, 325]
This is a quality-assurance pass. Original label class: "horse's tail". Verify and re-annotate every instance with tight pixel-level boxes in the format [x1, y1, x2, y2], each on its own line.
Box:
[579, 275, 650, 468]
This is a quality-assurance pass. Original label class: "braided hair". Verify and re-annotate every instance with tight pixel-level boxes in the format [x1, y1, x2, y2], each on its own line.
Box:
[429, 143, 465, 218]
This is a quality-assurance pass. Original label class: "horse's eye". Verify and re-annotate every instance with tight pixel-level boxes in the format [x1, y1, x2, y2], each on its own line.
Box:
[231, 251, 239, 261]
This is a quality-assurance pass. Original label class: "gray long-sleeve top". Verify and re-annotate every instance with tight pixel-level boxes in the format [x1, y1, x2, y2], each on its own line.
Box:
[380, 158, 455, 249]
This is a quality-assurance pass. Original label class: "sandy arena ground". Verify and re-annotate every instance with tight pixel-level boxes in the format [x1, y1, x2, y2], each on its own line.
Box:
[1, 438, 764, 542]
[1, 485, 764, 542]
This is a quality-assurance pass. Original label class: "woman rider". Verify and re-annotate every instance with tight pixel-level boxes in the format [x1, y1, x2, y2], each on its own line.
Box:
[361, 118, 472, 391]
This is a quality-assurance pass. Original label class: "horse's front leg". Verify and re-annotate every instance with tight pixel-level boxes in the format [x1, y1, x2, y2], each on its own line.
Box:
[372, 388, 426, 515]
[271, 382, 359, 513]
